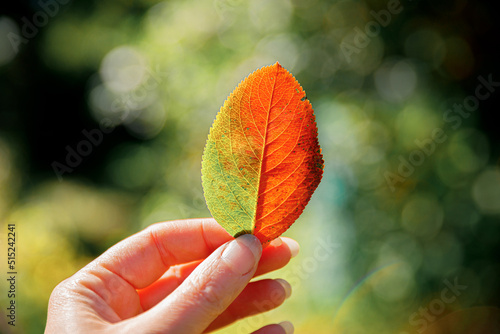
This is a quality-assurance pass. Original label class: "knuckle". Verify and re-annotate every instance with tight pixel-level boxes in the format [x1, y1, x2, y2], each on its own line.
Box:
[195, 282, 227, 317]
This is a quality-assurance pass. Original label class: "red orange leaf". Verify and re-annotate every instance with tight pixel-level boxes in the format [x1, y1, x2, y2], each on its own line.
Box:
[202, 62, 323, 243]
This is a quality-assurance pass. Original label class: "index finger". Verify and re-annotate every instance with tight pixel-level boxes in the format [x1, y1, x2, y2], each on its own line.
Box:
[94, 218, 232, 289]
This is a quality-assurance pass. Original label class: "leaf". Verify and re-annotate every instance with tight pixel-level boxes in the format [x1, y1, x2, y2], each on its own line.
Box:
[201, 62, 324, 243]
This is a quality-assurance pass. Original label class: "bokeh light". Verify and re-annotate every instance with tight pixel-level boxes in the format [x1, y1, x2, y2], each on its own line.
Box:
[0, 16, 19, 66]
[1, 0, 499, 333]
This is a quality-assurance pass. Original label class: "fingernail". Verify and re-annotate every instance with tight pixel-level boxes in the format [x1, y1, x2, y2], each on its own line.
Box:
[275, 279, 292, 299]
[279, 321, 294, 334]
[221, 234, 262, 275]
[282, 238, 300, 258]
[269, 237, 283, 247]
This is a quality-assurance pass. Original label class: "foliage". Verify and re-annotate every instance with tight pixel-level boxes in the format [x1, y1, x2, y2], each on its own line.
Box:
[1, 0, 499, 332]
[202, 63, 323, 242]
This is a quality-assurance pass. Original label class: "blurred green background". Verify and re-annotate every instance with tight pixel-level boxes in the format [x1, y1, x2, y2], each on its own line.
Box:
[1, 0, 500, 333]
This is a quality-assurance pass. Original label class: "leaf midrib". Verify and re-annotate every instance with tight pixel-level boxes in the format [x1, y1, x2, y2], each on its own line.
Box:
[252, 64, 279, 232]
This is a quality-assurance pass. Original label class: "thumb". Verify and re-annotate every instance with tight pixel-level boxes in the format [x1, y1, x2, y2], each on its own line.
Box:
[126, 234, 262, 333]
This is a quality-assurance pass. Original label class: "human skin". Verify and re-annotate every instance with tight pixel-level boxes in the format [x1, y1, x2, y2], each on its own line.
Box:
[45, 218, 298, 333]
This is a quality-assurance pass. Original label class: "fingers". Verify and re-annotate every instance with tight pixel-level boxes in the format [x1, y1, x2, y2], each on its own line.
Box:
[94, 218, 232, 289]
[137, 237, 299, 311]
[251, 322, 294, 334]
[204, 278, 291, 332]
[137, 260, 202, 311]
[119, 235, 262, 333]
[47, 218, 298, 334]
[256, 237, 299, 276]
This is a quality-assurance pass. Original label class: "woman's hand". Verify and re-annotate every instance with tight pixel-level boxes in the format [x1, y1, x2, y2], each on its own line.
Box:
[45, 218, 298, 333]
